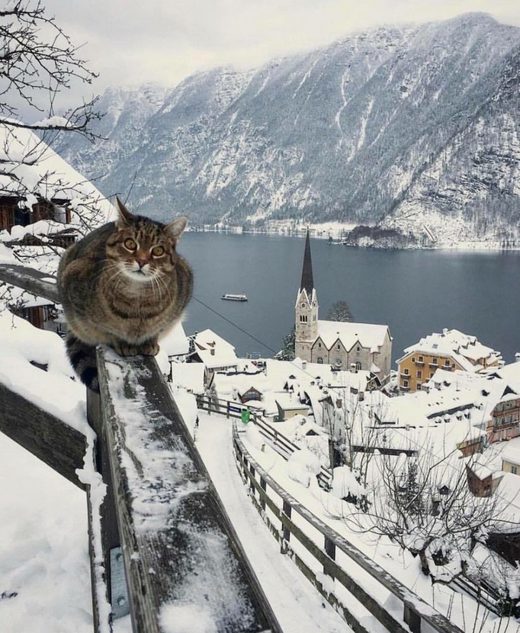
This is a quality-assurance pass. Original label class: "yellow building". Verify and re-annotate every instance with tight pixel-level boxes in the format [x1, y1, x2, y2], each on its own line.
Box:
[397, 328, 503, 392]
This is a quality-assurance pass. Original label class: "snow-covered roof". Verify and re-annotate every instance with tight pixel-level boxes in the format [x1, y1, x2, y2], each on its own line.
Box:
[0, 124, 115, 227]
[169, 363, 205, 395]
[317, 320, 389, 352]
[400, 328, 503, 373]
[193, 328, 238, 369]
[502, 438, 520, 466]
[275, 394, 309, 412]
[160, 321, 189, 357]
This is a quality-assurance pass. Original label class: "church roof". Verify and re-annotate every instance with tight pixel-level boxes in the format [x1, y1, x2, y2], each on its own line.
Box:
[300, 230, 314, 295]
[317, 320, 389, 352]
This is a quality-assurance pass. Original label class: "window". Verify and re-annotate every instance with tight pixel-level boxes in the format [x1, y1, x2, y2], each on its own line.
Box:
[512, 465, 518, 475]
[418, 356, 423, 362]
[444, 359, 450, 366]
[432, 358, 438, 365]
[299, 315, 307, 323]
[355, 362, 362, 371]
[403, 380, 409, 387]
[404, 368, 409, 375]
[417, 370, 422, 378]
[317, 357, 323, 364]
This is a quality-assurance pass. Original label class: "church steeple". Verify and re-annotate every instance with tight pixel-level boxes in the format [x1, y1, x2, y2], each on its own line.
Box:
[295, 229, 318, 361]
[300, 229, 314, 295]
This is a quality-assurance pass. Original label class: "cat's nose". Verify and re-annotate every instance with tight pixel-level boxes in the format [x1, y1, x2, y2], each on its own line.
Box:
[136, 254, 149, 268]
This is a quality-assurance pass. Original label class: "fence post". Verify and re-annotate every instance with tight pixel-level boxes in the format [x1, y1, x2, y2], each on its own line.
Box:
[324, 535, 336, 577]
[403, 601, 422, 633]
[260, 476, 266, 510]
[281, 500, 292, 552]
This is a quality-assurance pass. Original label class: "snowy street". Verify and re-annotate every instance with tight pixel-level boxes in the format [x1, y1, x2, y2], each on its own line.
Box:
[194, 413, 350, 633]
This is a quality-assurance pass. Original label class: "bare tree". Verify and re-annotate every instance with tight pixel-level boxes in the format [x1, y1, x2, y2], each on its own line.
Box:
[321, 388, 383, 490]
[0, 1, 99, 136]
[0, 1, 104, 217]
[346, 445, 513, 586]
[0, 2, 109, 314]
[326, 300, 354, 322]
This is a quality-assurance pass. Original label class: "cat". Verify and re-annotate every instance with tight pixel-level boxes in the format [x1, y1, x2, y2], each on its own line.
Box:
[57, 197, 193, 391]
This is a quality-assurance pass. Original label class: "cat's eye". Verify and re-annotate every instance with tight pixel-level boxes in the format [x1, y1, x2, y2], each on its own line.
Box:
[124, 238, 137, 251]
[151, 246, 165, 257]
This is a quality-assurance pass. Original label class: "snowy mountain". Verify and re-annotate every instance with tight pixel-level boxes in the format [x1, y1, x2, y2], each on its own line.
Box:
[55, 13, 520, 246]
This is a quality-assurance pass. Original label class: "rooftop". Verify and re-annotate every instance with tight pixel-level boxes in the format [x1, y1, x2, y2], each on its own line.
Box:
[317, 320, 389, 352]
[400, 328, 503, 372]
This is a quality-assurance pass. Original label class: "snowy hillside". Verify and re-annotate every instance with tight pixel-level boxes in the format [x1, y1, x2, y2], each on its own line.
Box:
[55, 13, 520, 247]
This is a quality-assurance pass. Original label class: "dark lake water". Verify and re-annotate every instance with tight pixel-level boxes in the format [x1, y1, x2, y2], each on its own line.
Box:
[178, 233, 520, 365]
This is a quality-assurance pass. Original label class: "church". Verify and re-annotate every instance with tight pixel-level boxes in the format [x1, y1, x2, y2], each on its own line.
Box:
[294, 231, 392, 380]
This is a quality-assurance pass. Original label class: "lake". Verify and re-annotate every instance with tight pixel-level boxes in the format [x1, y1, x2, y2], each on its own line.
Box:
[178, 233, 520, 365]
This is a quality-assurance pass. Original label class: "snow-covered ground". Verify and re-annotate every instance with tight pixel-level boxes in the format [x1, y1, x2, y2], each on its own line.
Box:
[0, 433, 92, 633]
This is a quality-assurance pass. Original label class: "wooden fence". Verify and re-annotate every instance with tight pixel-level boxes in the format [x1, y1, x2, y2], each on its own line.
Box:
[0, 264, 280, 633]
[196, 394, 333, 488]
[233, 424, 464, 633]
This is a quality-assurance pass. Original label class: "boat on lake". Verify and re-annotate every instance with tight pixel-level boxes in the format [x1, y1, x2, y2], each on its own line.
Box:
[221, 293, 248, 302]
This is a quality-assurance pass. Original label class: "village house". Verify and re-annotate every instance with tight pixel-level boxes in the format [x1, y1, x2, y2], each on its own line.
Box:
[465, 459, 502, 497]
[294, 231, 392, 380]
[397, 328, 503, 392]
[274, 394, 309, 422]
[189, 329, 239, 387]
[0, 195, 72, 233]
[502, 438, 520, 475]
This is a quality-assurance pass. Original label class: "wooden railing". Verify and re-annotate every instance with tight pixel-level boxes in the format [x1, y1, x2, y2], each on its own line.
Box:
[233, 424, 464, 633]
[0, 264, 280, 633]
[196, 394, 333, 489]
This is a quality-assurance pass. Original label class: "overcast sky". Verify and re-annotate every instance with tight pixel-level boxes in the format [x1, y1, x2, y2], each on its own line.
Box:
[47, 0, 520, 97]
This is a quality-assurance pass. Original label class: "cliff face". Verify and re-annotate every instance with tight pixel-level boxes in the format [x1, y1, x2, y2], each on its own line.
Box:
[55, 13, 520, 245]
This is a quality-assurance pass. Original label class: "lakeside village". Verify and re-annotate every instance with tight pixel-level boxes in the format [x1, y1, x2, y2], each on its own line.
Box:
[3, 194, 520, 631]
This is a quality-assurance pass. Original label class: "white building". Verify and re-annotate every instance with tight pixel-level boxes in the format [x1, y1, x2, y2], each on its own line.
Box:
[294, 231, 392, 379]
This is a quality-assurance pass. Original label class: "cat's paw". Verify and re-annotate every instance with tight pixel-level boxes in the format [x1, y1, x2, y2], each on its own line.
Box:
[112, 341, 141, 357]
[139, 341, 160, 356]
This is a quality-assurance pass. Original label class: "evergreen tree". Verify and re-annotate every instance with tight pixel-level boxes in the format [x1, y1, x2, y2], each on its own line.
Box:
[277, 326, 295, 360]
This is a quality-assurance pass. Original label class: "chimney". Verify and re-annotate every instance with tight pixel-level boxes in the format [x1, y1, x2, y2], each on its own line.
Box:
[302, 360, 307, 370]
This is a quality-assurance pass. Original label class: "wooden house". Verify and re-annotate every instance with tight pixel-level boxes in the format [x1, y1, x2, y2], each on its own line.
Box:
[238, 386, 263, 404]
[0, 195, 71, 232]
[11, 297, 61, 333]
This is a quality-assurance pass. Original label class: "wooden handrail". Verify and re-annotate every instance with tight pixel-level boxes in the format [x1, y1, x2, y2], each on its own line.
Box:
[95, 350, 278, 633]
[0, 264, 59, 303]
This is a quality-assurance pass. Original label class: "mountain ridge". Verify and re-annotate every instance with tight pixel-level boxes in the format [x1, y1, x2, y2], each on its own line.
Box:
[55, 12, 520, 246]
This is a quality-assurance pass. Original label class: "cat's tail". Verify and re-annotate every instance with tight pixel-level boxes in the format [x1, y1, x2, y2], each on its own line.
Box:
[66, 335, 99, 392]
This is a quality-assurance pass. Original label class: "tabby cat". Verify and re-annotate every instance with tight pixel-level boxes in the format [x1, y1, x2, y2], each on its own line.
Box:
[57, 197, 193, 391]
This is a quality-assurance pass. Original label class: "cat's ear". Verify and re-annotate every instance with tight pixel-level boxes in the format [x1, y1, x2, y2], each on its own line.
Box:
[166, 216, 187, 240]
[115, 196, 133, 227]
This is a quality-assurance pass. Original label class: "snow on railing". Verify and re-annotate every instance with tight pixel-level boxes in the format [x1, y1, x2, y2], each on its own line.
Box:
[232, 424, 464, 633]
